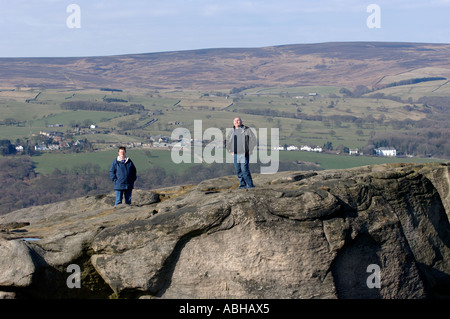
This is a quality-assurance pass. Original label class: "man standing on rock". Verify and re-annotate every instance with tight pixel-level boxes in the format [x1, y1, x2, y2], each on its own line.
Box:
[225, 117, 256, 189]
[109, 146, 137, 206]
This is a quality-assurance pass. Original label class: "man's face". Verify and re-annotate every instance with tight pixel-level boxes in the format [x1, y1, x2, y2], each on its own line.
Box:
[118, 149, 126, 158]
[234, 118, 242, 128]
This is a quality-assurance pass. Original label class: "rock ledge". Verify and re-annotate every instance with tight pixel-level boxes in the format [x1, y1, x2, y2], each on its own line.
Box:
[0, 162, 449, 299]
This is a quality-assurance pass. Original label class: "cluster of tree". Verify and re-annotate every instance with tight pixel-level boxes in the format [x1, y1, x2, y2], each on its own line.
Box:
[60, 101, 144, 114]
[339, 78, 446, 99]
[338, 87, 406, 103]
[0, 140, 16, 156]
[202, 92, 226, 97]
[239, 108, 298, 119]
[2, 136, 56, 156]
[417, 96, 450, 110]
[0, 156, 37, 214]
[103, 97, 128, 103]
[339, 85, 371, 97]
[0, 157, 110, 215]
[0, 118, 25, 126]
[117, 120, 137, 131]
[0, 156, 310, 216]
[379, 77, 446, 90]
[367, 93, 405, 103]
[366, 129, 450, 158]
[100, 88, 123, 92]
[338, 86, 409, 103]
[229, 86, 255, 94]
[361, 93, 450, 159]
[25, 92, 41, 103]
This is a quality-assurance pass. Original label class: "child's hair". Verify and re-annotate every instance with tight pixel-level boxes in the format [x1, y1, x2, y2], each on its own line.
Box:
[118, 146, 126, 152]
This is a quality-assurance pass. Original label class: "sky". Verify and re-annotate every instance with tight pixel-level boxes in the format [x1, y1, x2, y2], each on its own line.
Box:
[0, 0, 449, 57]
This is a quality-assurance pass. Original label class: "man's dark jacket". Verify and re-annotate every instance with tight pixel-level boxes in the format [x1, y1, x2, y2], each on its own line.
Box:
[225, 125, 257, 155]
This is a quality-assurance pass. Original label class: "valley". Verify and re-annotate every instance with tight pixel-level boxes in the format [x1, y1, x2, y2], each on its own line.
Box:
[1, 42, 449, 214]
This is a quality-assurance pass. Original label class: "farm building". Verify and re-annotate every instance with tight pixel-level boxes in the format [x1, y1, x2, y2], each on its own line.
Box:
[375, 147, 397, 157]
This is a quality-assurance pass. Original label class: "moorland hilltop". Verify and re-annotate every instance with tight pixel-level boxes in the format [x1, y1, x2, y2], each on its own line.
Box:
[2, 42, 450, 90]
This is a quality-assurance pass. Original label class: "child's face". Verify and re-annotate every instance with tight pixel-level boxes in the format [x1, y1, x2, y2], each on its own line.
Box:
[118, 149, 126, 158]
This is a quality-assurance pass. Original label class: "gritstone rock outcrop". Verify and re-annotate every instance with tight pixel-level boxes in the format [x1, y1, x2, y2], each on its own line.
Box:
[0, 162, 449, 299]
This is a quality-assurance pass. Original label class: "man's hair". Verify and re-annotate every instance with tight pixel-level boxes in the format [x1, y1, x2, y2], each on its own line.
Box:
[118, 146, 126, 152]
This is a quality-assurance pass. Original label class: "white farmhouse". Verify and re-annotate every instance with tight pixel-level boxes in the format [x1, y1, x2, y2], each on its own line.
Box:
[301, 145, 323, 152]
[300, 145, 312, 152]
[375, 147, 397, 157]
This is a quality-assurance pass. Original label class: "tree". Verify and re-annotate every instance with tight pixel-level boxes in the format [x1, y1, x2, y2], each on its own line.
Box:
[0, 140, 16, 156]
[363, 144, 375, 156]
[323, 141, 333, 150]
[339, 88, 353, 97]
[335, 144, 349, 154]
[83, 119, 93, 128]
[353, 85, 371, 97]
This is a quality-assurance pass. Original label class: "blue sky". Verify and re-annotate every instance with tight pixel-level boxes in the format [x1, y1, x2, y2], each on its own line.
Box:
[1, 0, 449, 57]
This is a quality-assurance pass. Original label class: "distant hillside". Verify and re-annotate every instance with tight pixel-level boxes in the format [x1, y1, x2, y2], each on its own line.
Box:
[2, 42, 450, 90]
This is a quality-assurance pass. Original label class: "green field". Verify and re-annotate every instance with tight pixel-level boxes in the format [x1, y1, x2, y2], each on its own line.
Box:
[1, 84, 448, 175]
[32, 148, 192, 175]
[31, 147, 444, 175]
[278, 151, 443, 169]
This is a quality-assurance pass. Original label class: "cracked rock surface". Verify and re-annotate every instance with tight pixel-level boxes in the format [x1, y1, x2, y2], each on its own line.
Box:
[0, 162, 449, 299]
